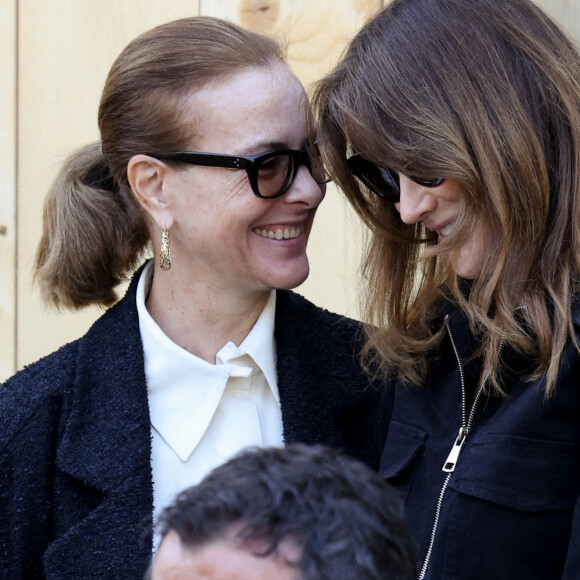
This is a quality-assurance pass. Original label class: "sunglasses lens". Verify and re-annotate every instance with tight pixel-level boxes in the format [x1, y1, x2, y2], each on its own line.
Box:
[348, 155, 400, 202]
[409, 176, 445, 188]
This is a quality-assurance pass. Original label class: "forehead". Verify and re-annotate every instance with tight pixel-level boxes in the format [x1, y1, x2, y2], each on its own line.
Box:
[152, 532, 301, 580]
[185, 62, 308, 154]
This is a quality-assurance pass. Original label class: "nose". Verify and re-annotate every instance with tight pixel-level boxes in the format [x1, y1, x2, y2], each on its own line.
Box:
[394, 174, 437, 224]
[283, 164, 326, 208]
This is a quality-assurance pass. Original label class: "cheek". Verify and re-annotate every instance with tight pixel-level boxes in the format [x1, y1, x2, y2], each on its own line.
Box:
[216, 173, 251, 205]
[182, 167, 249, 209]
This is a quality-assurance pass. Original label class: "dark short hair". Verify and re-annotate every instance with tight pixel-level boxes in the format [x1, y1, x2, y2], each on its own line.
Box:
[156, 444, 416, 580]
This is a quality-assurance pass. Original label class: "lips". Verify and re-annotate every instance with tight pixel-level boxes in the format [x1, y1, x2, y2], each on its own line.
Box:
[252, 226, 302, 240]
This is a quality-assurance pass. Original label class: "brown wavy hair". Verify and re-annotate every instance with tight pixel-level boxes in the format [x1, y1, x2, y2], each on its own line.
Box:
[35, 17, 285, 309]
[312, 0, 580, 395]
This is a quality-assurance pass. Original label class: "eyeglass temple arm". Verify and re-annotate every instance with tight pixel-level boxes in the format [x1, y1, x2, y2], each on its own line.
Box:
[152, 152, 250, 169]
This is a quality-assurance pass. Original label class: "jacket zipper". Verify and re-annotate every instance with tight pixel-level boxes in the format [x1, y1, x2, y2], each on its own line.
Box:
[417, 315, 490, 580]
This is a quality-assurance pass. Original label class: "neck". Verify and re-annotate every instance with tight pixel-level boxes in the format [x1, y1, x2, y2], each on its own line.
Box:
[145, 269, 271, 363]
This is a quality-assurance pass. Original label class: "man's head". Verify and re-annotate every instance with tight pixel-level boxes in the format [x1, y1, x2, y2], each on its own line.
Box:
[153, 526, 301, 580]
[149, 444, 416, 579]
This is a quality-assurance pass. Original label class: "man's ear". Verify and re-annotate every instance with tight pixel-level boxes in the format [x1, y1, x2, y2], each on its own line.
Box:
[128, 154, 174, 229]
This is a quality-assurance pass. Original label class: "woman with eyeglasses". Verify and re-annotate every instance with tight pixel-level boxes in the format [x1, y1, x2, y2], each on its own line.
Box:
[312, 0, 580, 578]
[0, 18, 382, 579]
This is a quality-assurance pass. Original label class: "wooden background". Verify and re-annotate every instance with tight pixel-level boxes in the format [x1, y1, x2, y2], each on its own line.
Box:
[1, 0, 579, 382]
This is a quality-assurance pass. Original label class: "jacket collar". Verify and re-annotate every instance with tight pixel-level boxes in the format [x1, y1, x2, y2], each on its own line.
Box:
[50, 271, 154, 576]
[55, 272, 151, 493]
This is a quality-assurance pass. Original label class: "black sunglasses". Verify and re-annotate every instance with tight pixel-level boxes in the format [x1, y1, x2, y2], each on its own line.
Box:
[347, 153, 444, 203]
[151, 148, 329, 199]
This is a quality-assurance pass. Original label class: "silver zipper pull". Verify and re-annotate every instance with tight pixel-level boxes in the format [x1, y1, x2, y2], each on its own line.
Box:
[443, 427, 467, 473]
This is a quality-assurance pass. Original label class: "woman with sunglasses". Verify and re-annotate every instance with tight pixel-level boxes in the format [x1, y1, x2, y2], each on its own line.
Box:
[0, 18, 381, 578]
[313, 0, 580, 578]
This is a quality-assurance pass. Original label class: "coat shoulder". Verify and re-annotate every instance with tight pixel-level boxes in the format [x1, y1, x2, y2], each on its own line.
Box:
[276, 290, 364, 340]
[274, 291, 383, 469]
[0, 278, 141, 450]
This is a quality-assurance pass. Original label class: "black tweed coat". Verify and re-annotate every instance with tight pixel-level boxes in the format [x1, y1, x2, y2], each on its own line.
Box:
[0, 274, 381, 579]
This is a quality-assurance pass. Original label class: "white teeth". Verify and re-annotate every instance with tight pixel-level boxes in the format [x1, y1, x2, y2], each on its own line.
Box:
[440, 223, 454, 236]
[253, 226, 302, 240]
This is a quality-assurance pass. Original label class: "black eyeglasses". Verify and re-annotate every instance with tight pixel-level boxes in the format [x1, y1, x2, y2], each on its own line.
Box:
[347, 153, 444, 203]
[151, 148, 329, 199]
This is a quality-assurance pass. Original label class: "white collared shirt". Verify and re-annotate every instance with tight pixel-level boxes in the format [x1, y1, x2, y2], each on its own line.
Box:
[136, 261, 283, 548]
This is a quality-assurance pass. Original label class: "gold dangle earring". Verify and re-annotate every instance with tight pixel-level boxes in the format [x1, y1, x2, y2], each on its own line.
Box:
[160, 228, 171, 271]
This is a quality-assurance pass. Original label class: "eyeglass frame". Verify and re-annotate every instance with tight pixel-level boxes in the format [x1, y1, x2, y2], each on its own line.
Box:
[150, 148, 329, 199]
[347, 153, 444, 203]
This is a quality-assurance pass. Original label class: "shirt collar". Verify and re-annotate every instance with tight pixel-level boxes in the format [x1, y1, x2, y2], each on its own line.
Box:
[135, 261, 279, 460]
[233, 290, 278, 404]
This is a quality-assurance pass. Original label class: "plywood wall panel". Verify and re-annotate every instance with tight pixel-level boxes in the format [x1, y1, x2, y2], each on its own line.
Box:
[10, 0, 579, 379]
[14, 1, 202, 377]
[0, 0, 16, 380]
[536, 0, 580, 38]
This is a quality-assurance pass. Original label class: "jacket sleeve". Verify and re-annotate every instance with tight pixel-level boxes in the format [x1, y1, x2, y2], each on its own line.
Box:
[0, 353, 76, 577]
[0, 397, 58, 576]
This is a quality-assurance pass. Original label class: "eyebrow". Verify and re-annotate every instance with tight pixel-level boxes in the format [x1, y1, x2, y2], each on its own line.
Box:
[239, 140, 305, 156]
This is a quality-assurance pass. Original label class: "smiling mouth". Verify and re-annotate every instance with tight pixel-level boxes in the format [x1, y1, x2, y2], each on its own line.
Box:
[253, 226, 302, 240]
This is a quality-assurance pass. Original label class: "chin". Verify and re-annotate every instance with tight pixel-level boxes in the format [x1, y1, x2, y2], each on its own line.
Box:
[455, 240, 486, 280]
[454, 255, 484, 280]
[454, 262, 483, 280]
[269, 263, 310, 291]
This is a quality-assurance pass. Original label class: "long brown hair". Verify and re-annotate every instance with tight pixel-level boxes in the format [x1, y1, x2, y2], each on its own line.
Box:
[35, 17, 285, 309]
[312, 0, 580, 395]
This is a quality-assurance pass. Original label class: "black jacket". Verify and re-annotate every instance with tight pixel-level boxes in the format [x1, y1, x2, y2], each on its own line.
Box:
[0, 275, 381, 579]
[380, 305, 580, 579]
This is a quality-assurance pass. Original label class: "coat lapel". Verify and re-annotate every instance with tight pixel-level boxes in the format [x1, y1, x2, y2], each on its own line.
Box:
[46, 276, 154, 577]
[275, 290, 381, 468]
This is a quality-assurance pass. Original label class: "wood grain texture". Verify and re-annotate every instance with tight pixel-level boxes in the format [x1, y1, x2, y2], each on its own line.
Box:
[14, 1, 202, 376]
[0, 0, 16, 380]
[7, 0, 580, 378]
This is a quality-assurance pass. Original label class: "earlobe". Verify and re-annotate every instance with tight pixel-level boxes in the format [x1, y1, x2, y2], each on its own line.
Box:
[128, 154, 173, 227]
